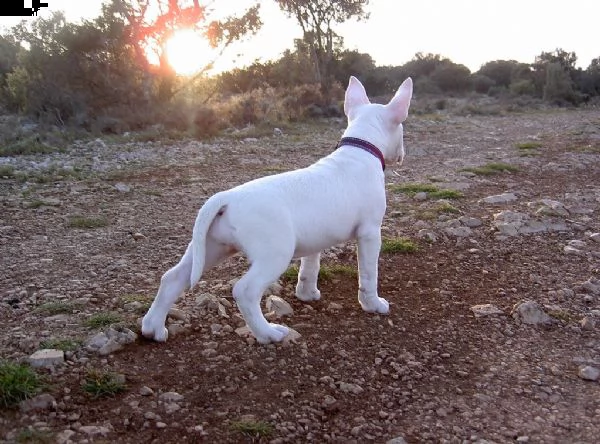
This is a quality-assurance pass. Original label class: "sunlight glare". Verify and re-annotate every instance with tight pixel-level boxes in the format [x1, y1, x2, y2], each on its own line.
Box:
[166, 29, 211, 75]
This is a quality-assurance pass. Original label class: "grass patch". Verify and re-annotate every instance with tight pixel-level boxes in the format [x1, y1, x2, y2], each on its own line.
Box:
[0, 165, 15, 177]
[515, 141, 542, 150]
[39, 338, 81, 352]
[460, 162, 519, 176]
[85, 312, 122, 329]
[281, 263, 358, 281]
[82, 370, 126, 399]
[16, 428, 54, 443]
[0, 138, 60, 156]
[34, 302, 74, 315]
[281, 265, 299, 281]
[547, 309, 576, 323]
[67, 215, 109, 229]
[0, 361, 42, 408]
[318, 264, 358, 280]
[230, 420, 274, 438]
[390, 183, 463, 199]
[435, 202, 461, 214]
[381, 237, 418, 254]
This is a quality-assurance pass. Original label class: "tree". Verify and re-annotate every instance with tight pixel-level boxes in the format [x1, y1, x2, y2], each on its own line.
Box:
[275, 0, 369, 98]
[532, 48, 577, 96]
[543, 62, 576, 104]
[106, 0, 262, 99]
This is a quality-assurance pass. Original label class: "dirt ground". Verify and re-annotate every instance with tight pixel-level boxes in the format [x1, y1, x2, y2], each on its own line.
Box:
[1, 108, 599, 443]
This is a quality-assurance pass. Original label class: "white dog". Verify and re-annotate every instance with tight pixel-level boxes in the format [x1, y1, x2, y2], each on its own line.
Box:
[142, 76, 413, 344]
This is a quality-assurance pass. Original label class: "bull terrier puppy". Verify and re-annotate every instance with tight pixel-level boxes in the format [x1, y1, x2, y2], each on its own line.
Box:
[142, 76, 413, 344]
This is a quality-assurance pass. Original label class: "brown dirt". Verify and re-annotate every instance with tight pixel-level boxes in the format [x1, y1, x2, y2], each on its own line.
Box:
[1, 109, 599, 443]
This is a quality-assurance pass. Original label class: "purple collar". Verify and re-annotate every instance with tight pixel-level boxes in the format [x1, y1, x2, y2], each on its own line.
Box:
[336, 137, 385, 171]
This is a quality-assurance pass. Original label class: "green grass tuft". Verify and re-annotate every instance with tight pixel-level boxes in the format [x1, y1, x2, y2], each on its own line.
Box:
[34, 302, 74, 315]
[381, 237, 418, 254]
[230, 420, 274, 438]
[281, 265, 299, 281]
[85, 312, 122, 328]
[0, 361, 43, 408]
[16, 428, 54, 443]
[390, 183, 463, 199]
[318, 264, 358, 280]
[68, 215, 109, 229]
[281, 263, 358, 281]
[460, 162, 519, 176]
[39, 338, 81, 352]
[515, 141, 542, 150]
[82, 370, 126, 399]
[0, 165, 16, 177]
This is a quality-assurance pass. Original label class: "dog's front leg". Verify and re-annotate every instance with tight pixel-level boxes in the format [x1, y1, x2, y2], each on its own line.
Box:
[356, 226, 389, 314]
[295, 253, 321, 302]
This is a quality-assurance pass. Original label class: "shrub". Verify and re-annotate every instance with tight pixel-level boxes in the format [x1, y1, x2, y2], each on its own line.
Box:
[0, 361, 42, 408]
[82, 370, 126, 399]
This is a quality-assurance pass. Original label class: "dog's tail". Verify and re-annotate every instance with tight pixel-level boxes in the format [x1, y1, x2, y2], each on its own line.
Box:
[190, 192, 227, 288]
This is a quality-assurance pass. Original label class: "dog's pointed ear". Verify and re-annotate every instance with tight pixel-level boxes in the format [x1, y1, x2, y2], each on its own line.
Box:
[344, 76, 370, 118]
[387, 77, 413, 124]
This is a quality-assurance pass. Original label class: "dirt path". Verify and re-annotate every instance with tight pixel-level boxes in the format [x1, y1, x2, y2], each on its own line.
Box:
[1, 109, 599, 443]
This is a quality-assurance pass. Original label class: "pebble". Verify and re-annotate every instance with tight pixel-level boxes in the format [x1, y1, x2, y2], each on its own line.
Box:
[158, 391, 184, 402]
[28, 349, 64, 368]
[470, 304, 504, 317]
[511, 300, 553, 325]
[265, 295, 294, 317]
[480, 192, 517, 204]
[139, 386, 154, 396]
[578, 365, 600, 381]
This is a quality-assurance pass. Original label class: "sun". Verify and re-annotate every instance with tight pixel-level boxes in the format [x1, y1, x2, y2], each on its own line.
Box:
[165, 29, 211, 75]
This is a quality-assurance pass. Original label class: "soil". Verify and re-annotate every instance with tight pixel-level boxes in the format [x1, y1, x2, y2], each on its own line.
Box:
[1, 109, 599, 443]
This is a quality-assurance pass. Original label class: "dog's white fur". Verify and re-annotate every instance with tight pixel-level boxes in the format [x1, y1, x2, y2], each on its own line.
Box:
[142, 76, 413, 344]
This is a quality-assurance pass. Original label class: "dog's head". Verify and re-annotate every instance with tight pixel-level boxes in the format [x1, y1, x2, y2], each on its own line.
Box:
[343, 76, 413, 165]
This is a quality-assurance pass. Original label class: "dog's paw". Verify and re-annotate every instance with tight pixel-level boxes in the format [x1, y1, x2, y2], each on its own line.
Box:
[295, 286, 321, 302]
[254, 323, 289, 344]
[141, 316, 169, 342]
[359, 296, 390, 314]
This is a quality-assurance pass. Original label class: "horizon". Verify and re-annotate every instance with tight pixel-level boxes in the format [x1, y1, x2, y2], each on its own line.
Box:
[1, 0, 597, 73]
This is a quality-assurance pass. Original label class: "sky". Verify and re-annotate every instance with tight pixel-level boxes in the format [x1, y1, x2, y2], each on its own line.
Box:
[2, 0, 598, 72]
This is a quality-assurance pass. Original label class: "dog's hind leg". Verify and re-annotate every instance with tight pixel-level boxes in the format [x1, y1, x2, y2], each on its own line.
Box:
[295, 253, 321, 302]
[142, 239, 232, 342]
[356, 225, 390, 314]
[233, 252, 293, 344]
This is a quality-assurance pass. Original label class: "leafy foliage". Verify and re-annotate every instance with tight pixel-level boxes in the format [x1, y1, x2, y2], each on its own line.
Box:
[0, 361, 42, 408]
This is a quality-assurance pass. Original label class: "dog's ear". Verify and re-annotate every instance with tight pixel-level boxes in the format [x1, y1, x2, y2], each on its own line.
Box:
[344, 76, 370, 119]
[387, 77, 413, 124]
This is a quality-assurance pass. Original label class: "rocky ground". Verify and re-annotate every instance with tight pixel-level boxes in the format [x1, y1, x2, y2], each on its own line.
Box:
[0, 108, 599, 443]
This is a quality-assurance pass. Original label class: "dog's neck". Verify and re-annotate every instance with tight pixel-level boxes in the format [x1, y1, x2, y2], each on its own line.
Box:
[336, 137, 385, 171]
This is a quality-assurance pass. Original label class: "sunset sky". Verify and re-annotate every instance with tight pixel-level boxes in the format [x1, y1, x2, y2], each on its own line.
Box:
[3, 0, 598, 73]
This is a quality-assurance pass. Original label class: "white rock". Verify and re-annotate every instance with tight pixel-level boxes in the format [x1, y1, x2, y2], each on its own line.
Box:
[78, 425, 111, 436]
[168, 308, 189, 322]
[459, 216, 483, 228]
[589, 232, 600, 243]
[159, 391, 184, 402]
[444, 226, 472, 238]
[140, 386, 154, 396]
[480, 192, 517, 204]
[511, 300, 553, 325]
[578, 365, 600, 381]
[28, 349, 64, 368]
[265, 295, 294, 317]
[19, 393, 56, 412]
[386, 437, 408, 444]
[470, 304, 504, 317]
[55, 430, 76, 444]
[328, 302, 343, 310]
[563, 246, 584, 256]
[114, 182, 131, 192]
[338, 382, 364, 394]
